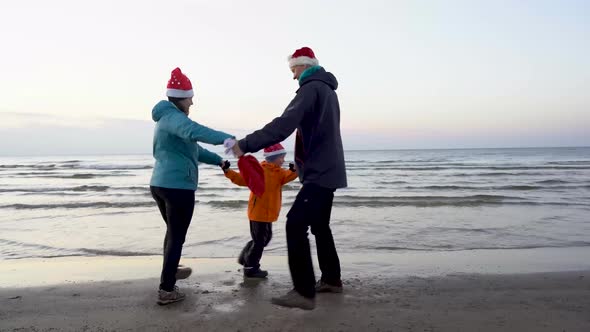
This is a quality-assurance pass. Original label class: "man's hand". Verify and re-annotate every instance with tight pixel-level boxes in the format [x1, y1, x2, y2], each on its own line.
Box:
[289, 162, 297, 172]
[232, 143, 244, 158]
[224, 138, 244, 158]
[220, 160, 230, 173]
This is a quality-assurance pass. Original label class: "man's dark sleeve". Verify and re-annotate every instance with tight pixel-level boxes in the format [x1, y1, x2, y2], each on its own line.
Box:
[238, 86, 316, 153]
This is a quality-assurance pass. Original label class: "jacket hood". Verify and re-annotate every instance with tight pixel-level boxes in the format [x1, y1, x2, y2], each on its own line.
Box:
[261, 161, 285, 172]
[152, 100, 182, 122]
[299, 67, 338, 90]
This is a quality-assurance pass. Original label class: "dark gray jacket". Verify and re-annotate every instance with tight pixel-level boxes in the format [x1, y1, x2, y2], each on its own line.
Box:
[238, 67, 347, 189]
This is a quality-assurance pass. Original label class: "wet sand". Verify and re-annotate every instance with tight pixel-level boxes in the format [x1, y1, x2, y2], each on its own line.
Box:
[1, 253, 590, 331]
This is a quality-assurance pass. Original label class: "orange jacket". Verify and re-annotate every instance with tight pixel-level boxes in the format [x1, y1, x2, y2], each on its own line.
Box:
[225, 161, 298, 222]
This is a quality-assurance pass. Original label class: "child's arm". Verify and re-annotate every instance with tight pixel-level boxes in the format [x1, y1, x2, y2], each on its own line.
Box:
[224, 167, 248, 187]
[281, 166, 299, 185]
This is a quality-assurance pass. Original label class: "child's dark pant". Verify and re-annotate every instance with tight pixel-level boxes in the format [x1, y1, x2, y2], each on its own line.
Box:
[241, 220, 273, 270]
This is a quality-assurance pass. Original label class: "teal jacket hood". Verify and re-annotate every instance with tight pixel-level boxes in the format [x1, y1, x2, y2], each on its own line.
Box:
[152, 100, 179, 122]
[149, 100, 233, 190]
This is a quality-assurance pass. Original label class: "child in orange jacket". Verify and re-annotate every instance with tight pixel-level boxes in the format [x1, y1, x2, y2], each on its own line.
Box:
[222, 143, 298, 278]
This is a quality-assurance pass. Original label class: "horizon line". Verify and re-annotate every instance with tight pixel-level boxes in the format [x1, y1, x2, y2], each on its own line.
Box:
[1, 145, 589, 158]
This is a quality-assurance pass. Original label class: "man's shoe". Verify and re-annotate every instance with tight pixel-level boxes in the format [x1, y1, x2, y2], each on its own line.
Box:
[271, 290, 315, 310]
[157, 286, 186, 305]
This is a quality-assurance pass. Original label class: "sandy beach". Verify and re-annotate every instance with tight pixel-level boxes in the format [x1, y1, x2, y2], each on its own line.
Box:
[1, 250, 590, 332]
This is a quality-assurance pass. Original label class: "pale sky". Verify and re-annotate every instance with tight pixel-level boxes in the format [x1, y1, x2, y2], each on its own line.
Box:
[0, 0, 589, 155]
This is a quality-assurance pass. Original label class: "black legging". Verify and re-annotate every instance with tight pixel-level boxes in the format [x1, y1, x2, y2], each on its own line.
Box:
[150, 186, 195, 292]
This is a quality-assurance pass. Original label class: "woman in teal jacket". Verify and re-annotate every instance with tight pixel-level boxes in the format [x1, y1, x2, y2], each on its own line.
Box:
[150, 68, 233, 305]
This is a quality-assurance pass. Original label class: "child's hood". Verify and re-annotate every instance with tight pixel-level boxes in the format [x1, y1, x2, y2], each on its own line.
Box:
[261, 161, 285, 172]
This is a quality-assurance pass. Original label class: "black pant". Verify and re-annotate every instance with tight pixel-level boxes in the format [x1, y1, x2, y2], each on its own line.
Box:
[241, 221, 273, 270]
[286, 184, 340, 299]
[150, 186, 195, 292]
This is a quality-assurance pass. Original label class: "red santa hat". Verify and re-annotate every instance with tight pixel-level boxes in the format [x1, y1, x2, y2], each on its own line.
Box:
[166, 67, 194, 98]
[288, 47, 319, 68]
[263, 143, 286, 158]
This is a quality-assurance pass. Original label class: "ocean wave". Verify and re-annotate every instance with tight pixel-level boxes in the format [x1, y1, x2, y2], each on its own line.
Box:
[1, 192, 587, 211]
[426, 226, 504, 234]
[330, 195, 589, 208]
[77, 248, 158, 257]
[197, 186, 302, 193]
[0, 164, 32, 169]
[535, 179, 571, 184]
[365, 246, 435, 251]
[6, 171, 133, 179]
[0, 201, 155, 210]
[0, 185, 110, 193]
[346, 165, 590, 171]
[0, 185, 153, 194]
[0, 163, 68, 169]
[0, 238, 157, 259]
[13, 171, 61, 176]
[402, 184, 590, 191]
[376, 181, 407, 185]
[202, 200, 249, 209]
[0, 238, 73, 253]
[21, 192, 82, 196]
[360, 242, 590, 252]
[80, 165, 153, 170]
[546, 161, 590, 165]
[448, 172, 547, 177]
[39, 173, 132, 179]
[73, 185, 110, 192]
[337, 194, 522, 201]
[348, 158, 452, 164]
[114, 186, 149, 191]
[349, 160, 590, 168]
[0, 162, 152, 171]
[198, 186, 248, 192]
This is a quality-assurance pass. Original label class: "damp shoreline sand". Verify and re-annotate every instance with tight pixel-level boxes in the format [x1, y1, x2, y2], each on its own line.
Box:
[1, 251, 590, 331]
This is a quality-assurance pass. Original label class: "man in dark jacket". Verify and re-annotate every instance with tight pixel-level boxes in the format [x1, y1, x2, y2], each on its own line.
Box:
[231, 47, 347, 310]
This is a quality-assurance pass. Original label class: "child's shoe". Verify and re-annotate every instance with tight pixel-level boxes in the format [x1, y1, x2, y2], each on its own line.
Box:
[243, 267, 268, 279]
[315, 280, 343, 293]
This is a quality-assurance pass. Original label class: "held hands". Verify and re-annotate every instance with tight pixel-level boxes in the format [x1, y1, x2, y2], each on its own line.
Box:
[223, 138, 236, 156]
[220, 160, 231, 173]
[232, 143, 244, 158]
[289, 162, 297, 172]
[223, 138, 244, 158]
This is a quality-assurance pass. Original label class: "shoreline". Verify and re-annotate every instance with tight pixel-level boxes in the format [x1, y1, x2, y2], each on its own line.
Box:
[1, 248, 590, 331]
[2, 246, 590, 288]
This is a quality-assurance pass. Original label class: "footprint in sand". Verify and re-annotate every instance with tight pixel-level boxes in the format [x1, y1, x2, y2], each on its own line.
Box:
[221, 279, 236, 286]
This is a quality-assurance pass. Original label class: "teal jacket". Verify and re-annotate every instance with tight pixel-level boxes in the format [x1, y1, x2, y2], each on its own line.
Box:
[150, 100, 233, 190]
